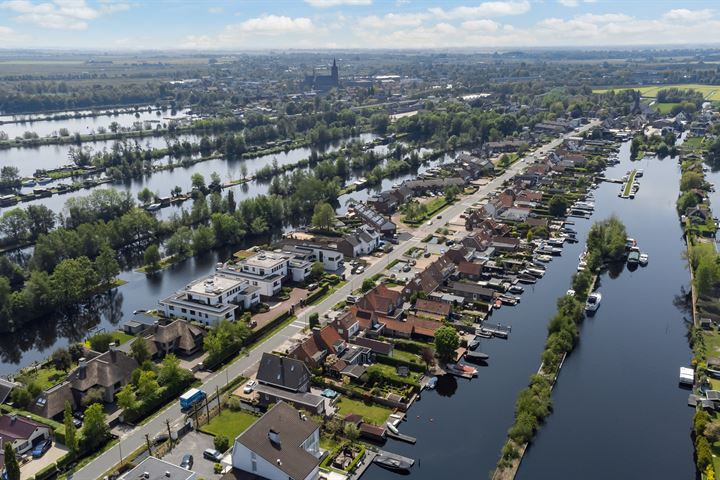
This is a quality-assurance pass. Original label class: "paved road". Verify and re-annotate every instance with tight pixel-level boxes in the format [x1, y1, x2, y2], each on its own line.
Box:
[75, 120, 599, 480]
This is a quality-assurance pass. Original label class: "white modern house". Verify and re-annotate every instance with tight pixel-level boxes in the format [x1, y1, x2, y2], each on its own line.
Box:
[222, 252, 288, 297]
[228, 402, 321, 480]
[159, 273, 260, 325]
[337, 226, 380, 258]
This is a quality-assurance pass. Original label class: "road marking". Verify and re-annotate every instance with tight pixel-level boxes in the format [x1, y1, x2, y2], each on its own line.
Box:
[290, 321, 306, 329]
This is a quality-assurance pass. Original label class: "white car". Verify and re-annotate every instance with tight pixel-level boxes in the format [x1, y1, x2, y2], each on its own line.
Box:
[243, 380, 256, 394]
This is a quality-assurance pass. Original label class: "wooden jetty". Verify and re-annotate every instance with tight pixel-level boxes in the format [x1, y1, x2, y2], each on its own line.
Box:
[385, 429, 417, 444]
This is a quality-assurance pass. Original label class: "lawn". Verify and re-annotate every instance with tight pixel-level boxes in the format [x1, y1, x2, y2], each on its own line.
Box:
[391, 349, 423, 364]
[653, 102, 679, 114]
[593, 84, 720, 101]
[200, 409, 259, 439]
[17, 363, 74, 391]
[86, 330, 134, 348]
[336, 397, 391, 426]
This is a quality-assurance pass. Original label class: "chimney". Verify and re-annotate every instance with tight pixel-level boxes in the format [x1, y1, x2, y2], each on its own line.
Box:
[78, 358, 87, 380]
[10, 414, 16, 425]
[154, 320, 160, 333]
[268, 429, 281, 446]
[109, 343, 117, 363]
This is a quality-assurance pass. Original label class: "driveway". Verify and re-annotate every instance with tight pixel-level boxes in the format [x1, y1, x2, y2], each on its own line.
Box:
[20, 443, 69, 479]
[164, 431, 220, 478]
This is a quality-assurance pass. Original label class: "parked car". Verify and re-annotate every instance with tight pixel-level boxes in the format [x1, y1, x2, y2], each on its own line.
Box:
[180, 454, 194, 470]
[32, 439, 51, 459]
[402, 265, 411, 272]
[243, 380, 256, 394]
[153, 433, 169, 445]
[203, 448, 223, 462]
[307, 283, 319, 291]
[437, 215, 442, 219]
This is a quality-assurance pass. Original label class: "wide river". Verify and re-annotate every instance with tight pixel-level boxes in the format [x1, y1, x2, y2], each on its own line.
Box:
[365, 139, 694, 479]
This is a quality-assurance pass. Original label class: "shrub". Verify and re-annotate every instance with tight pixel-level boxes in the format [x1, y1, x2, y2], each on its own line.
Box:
[214, 434, 229, 452]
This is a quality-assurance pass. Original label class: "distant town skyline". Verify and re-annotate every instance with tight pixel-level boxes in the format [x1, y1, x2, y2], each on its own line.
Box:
[1, 0, 720, 50]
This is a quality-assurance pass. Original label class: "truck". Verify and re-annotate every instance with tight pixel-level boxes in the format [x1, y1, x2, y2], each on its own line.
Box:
[179, 388, 206, 410]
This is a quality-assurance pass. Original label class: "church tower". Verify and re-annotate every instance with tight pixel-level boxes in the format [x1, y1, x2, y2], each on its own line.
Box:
[331, 58, 339, 84]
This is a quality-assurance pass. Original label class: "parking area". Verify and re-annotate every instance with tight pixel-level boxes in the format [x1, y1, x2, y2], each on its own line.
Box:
[163, 431, 222, 479]
[20, 443, 69, 479]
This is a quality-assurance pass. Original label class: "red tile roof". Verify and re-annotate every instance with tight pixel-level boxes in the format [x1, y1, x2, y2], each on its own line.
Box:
[415, 299, 451, 317]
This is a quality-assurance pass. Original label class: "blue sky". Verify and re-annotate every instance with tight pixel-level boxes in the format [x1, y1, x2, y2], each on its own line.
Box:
[1, 0, 719, 50]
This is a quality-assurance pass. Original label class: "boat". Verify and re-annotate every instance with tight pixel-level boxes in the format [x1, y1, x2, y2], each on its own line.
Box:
[625, 238, 637, 250]
[535, 254, 552, 263]
[508, 285, 524, 294]
[468, 339, 479, 351]
[636, 169, 644, 177]
[493, 299, 502, 309]
[386, 422, 399, 435]
[37, 177, 52, 185]
[525, 267, 546, 278]
[627, 250, 640, 265]
[639, 253, 649, 265]
[465, 351, 489, 363]
[447, 363, 478, 377]
[426, 377, 438, 389]
[374, 454, 414, 472]
[476, 330, 492, 339]
[566, 289, 576, 297]
[22, 179, 37, 187]
[585, 292, 602, 312]
[145, 203, 162, 211]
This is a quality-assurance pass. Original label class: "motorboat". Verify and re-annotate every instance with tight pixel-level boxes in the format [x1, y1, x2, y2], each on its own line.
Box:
[639, 253, 649, 265]
[468, 339, 479, 351]
[426, 377, 438, 389]
[627, 250, 640, 265]
[374, 454, 414, 472]
[447, 363, 478, 377]
[566, 289, 576, 297]
[465, 351, 489, 363]
[22, 179, 37, 187]
[508, 285, 524, 294]
[535, 254, 552, 263]
[585, 292, 602, 312]
[386, 422, 400, 435]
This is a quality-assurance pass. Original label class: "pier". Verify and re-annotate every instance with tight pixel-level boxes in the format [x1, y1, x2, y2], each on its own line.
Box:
[385, 429, 417, 444]
[621, 169, 637, 198]
[478, 322, 512, 339]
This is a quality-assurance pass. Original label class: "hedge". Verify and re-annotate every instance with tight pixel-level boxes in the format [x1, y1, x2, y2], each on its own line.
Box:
[123, 376, 195, 424]
[391, 338, 427, 355]
[306, 285, 330, 304]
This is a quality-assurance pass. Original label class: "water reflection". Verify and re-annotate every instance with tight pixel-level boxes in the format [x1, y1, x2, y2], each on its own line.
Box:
[435, 375, 458, 398]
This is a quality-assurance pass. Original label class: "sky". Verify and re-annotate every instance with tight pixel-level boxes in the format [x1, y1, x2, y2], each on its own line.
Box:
[1, 0, 720, 51]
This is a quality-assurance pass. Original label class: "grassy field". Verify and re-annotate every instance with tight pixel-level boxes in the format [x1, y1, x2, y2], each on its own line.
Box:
[593, 84, 720, 101]
[653, 102, 679, 114]
[336, 397, 391, 426]
[17, 363, 75, 391]
[200, 409, 259, 439]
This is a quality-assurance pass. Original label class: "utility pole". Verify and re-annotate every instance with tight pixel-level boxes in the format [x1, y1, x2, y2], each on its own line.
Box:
[145, 433, 152, 456]
[166, 418, 172, 445]
[216, 385, 221, 413]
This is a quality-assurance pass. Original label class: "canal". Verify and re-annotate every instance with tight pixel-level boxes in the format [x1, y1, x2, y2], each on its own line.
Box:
[515, 143, 694, 478]
[366, 139, 693, 480]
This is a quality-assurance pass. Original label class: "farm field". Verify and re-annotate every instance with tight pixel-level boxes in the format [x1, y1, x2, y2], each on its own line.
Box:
[593, 83, 720, 101]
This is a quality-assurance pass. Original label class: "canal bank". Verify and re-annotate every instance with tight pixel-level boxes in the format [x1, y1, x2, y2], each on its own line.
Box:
[515, 143, 694, 479]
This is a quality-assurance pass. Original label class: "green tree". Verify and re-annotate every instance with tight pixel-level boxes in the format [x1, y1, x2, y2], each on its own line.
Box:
[4, 442, 19, 480]
[309, 312, 320, 329]
[89, 332, 114, 353]
[677, 191, 700, 213]
[434, 326, 460, 362]
[310, 261, 325, 281]
[82, 403, 109, 451]
[116, 384, 138, 411]
[444, 184, 460, 202]
[192, 226, 215, 254]
[130, 338, 150, 364]
[51, 347, 73, 371]
[137, 187, 154, 205]
[143, 244, 161, 272]
[136, 370, 160, 399]
[343, 423, 360, 442]
[361, 278, 375, 293]
[158, 353, 183, 388]
[64, 401, 78, 454]
[0, 208, 30, 243]
[548, 194, 568, 217]
[311, 202, 336, 231]
[370, 113, 390, 134]
[191, 173, 206, 190]
[696, 435, 713, 471]
[166, 227, 193, 259]
[214, 434, 230, 452]
[680, 171, 705, 191]
[94, 245, 120, 286]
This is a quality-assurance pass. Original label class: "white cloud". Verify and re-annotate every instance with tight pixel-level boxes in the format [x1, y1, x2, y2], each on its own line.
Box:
[358, 12, 428, 29]
[236, 15, 314, 35]
[429, 1, 530, 19]
[461, 19, 500, 32]
[0, 0, 131, 30]
[0, 24, 28, 43]
[208, 7, 223, 14]
[663, 9, 713, 23]
[304, 0, 371, 7]
[559, 0, 578, 6]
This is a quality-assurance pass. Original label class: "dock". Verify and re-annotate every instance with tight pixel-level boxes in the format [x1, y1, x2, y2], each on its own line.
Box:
[478, 322, 511, 339]
[385, 429, 417, 444]
[621, 169, 637, 198]
[348, 450, 377, 480]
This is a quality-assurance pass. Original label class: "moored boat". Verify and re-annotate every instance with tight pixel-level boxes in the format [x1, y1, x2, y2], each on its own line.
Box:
[585, 292, 602, 312]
